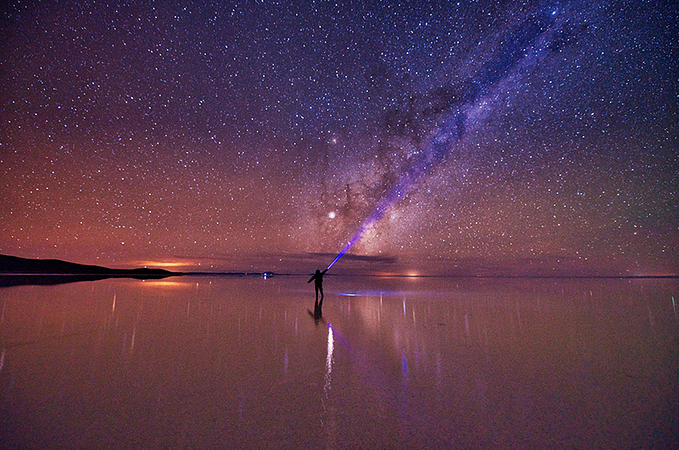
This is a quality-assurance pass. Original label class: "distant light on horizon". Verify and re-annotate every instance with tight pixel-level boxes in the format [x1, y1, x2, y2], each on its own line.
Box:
[136, 260, 194, 269]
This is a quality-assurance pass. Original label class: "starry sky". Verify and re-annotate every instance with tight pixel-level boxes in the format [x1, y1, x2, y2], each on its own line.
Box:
[1, 0, 677, 276]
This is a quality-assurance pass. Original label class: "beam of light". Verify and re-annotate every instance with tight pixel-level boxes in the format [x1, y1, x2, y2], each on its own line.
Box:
[326, 9, 582, 272]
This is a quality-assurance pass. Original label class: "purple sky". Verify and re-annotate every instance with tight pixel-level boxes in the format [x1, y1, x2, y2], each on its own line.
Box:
[1, 0, 676, 276]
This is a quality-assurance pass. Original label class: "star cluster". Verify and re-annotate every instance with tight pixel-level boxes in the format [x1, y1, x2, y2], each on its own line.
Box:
[1, 0, 676, 275]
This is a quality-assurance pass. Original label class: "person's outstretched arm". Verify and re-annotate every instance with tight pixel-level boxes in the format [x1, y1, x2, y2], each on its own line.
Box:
[308, 275, 315, 283]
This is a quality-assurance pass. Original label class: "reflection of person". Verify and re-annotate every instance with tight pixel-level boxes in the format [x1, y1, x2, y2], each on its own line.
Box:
[308, 269, 328, 315]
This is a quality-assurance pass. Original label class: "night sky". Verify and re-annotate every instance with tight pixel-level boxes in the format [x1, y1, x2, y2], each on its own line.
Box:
[1, 0, 676, 276]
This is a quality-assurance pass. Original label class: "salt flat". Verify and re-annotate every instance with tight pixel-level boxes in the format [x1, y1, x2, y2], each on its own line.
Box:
[1, 276, 677, 448]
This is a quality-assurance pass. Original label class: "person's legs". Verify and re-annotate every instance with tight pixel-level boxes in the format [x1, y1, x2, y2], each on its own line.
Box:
[313, 285, 321, 316]
[318, 286, 324, 309]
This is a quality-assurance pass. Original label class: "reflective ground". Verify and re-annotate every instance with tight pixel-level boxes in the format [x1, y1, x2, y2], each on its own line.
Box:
[1, 275, 677, 448]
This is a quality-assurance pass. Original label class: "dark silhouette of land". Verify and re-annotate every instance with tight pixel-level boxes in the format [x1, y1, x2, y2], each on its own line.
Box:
[0, 254, 178, 287]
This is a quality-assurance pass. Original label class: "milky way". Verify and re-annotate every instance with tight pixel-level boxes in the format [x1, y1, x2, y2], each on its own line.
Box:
[1, 0, 676, 275]
[327, 7, 587, 270]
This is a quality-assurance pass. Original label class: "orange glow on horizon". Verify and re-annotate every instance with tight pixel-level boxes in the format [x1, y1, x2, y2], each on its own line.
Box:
[134, 260, 196, 269]
[372, 271, 423, 278]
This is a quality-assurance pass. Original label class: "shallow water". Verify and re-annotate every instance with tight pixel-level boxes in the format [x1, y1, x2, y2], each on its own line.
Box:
[1, 275, 677, 448]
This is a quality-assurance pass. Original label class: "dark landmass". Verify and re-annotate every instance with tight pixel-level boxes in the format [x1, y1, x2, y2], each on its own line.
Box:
[0, 254, 175, 276]
[0, 254, 178, 287]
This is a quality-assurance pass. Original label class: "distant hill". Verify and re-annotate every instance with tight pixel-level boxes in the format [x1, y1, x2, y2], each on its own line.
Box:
[0, 254, 174, 277]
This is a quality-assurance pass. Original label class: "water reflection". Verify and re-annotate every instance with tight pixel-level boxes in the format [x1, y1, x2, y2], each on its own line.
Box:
[323, 324, 336, 446]
[325, 325, 334, 389]
[0, 276, 677, 448]
[0, 274, 176, 288]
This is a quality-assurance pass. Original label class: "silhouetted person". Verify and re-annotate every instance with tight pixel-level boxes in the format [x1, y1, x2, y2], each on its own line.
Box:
[308, 268, 327, 316]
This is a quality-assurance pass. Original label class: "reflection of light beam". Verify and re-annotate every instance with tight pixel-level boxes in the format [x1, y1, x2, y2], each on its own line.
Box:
[326, 9, 580, 271]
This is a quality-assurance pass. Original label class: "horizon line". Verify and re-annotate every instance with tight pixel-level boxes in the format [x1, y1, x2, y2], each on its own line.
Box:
[180, 272, 679, 279]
